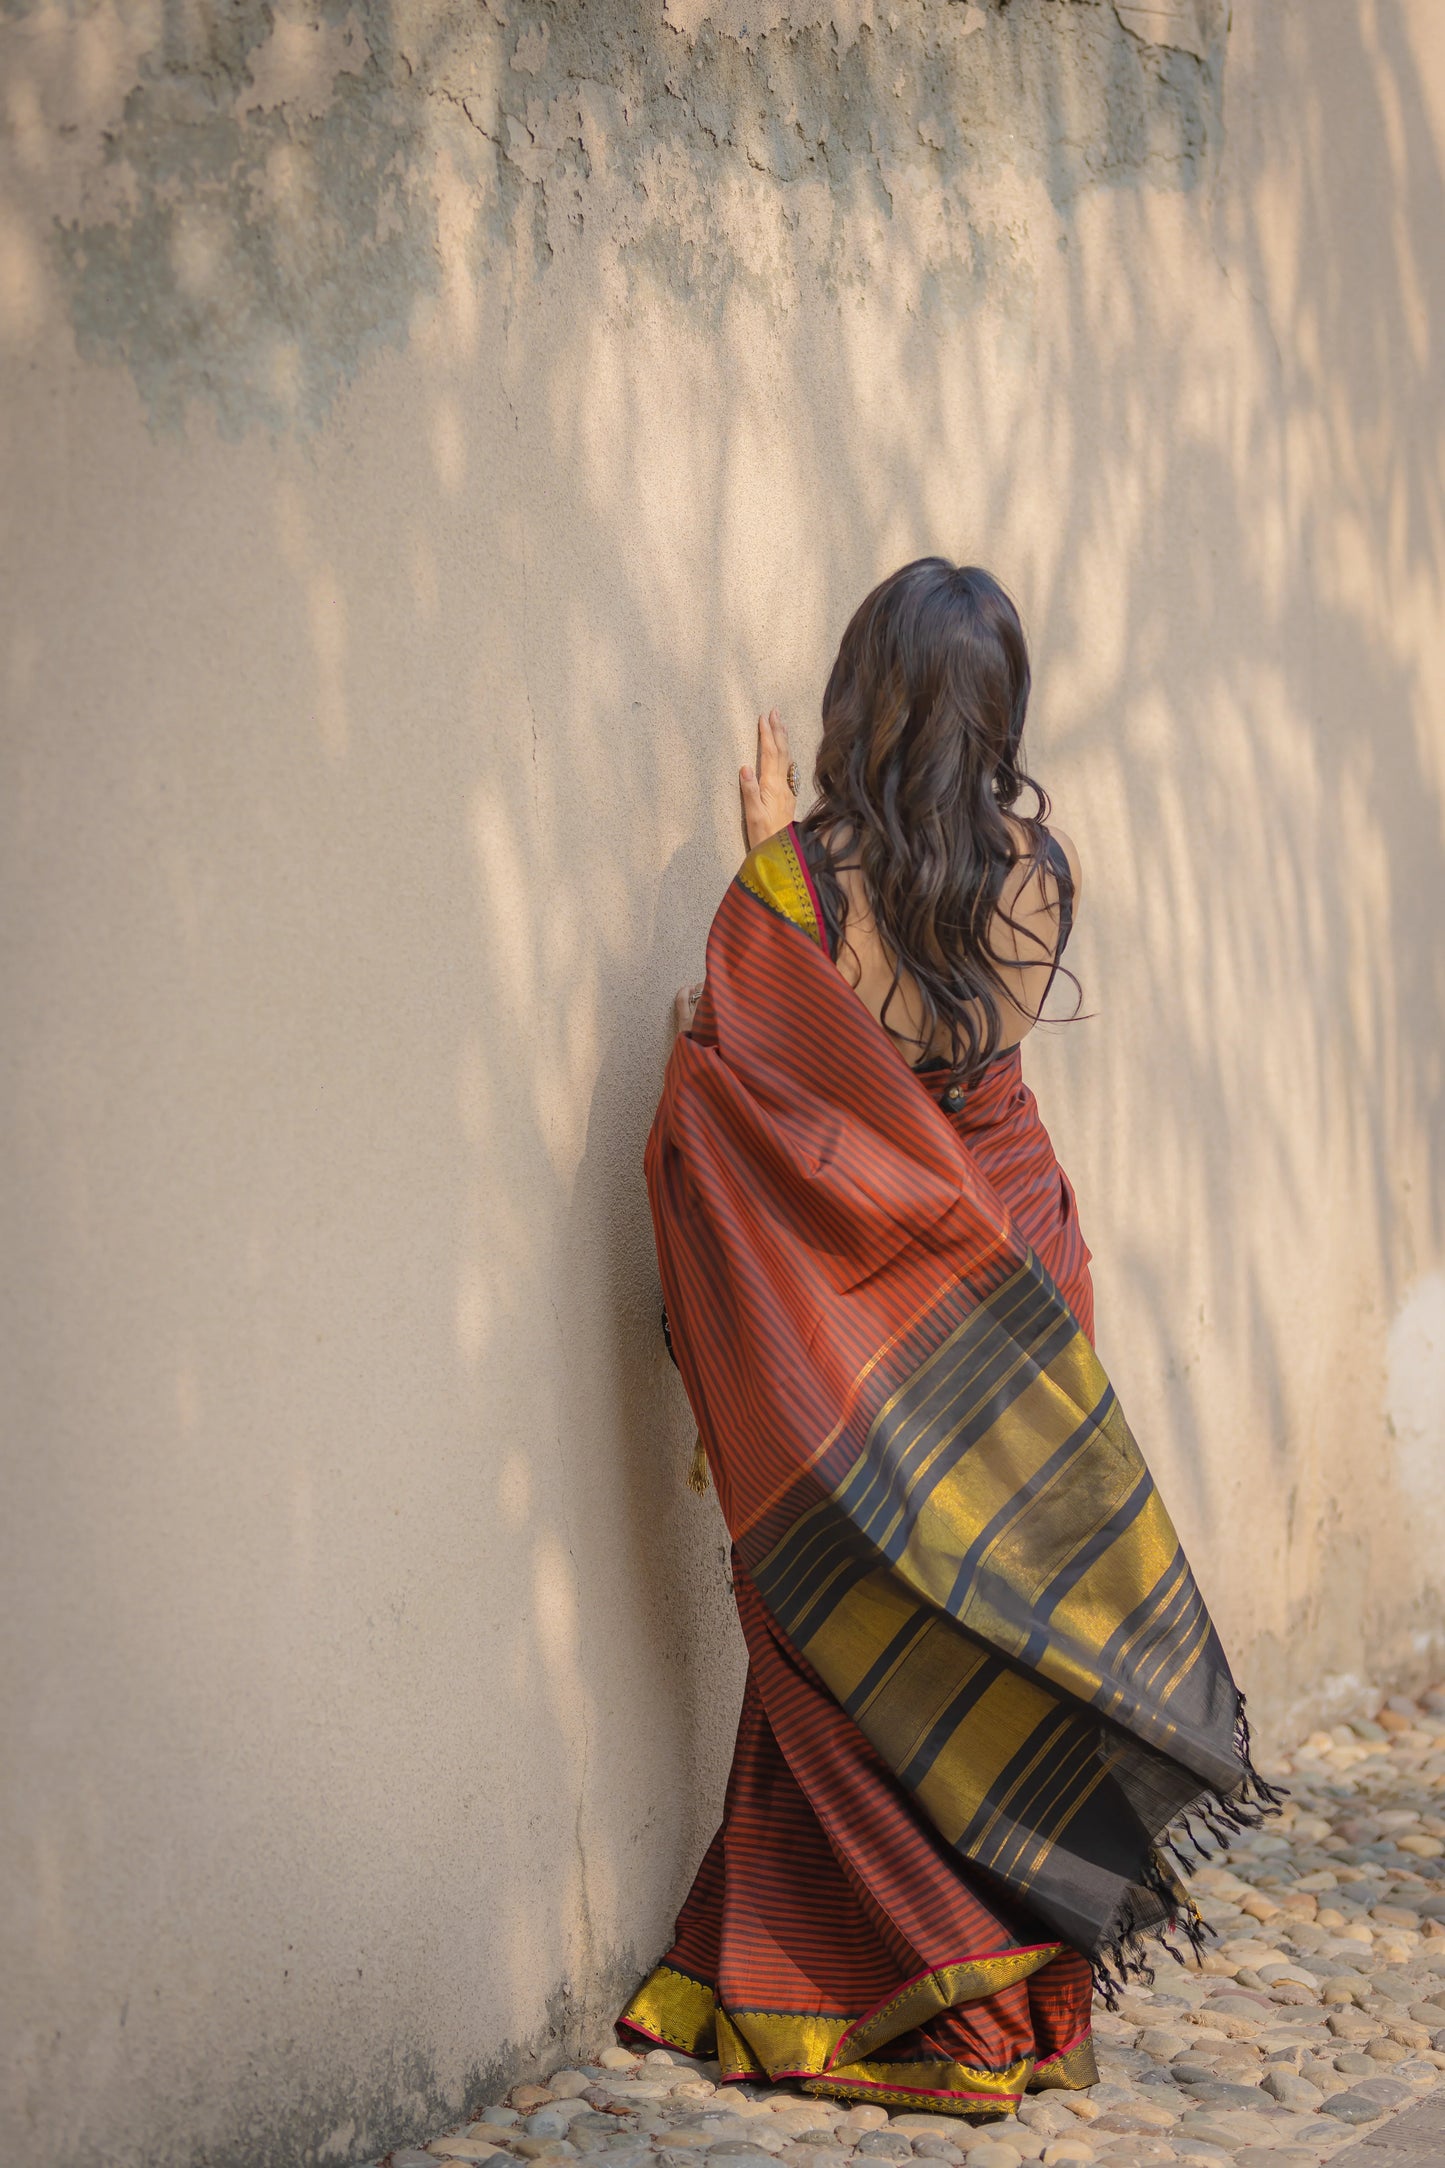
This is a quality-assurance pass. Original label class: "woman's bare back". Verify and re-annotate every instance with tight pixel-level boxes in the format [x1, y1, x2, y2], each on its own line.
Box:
[823, 819, 1081, 1068]
[672, 715, 1081, 1058]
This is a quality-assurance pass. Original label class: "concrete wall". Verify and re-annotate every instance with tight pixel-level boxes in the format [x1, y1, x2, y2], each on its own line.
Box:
[3, 1, 1444, 2162]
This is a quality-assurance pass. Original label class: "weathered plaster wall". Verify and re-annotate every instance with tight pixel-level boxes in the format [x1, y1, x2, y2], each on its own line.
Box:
[2, 2, 1443, 2163]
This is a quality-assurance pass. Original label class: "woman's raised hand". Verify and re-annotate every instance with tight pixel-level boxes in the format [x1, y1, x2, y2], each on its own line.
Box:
[739, 707, 798, 852]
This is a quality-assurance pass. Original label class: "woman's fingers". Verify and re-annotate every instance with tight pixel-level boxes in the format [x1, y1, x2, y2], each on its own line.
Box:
[757, 707, 789, 793]
[741, 708, 796, 850]
[739, 762, 768, 848]
[674, 980, 705, 1035]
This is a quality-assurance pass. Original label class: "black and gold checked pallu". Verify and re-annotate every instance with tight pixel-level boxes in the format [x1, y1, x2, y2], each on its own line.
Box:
[619, 825, 1279, 2118]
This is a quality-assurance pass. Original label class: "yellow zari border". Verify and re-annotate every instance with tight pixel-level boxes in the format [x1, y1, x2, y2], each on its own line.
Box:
[620, 1965, 718, 2056]
[837, 1945, 1062, 2063]
[1030, 2034, 1099, 2091]
[617, 1962, 1096, 2119]
[736, 828, 821, 945]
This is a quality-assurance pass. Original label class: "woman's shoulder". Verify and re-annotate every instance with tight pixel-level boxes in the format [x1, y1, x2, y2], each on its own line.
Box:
[1000, 815, 1082, 912]
[1042, 822, 1082, 906]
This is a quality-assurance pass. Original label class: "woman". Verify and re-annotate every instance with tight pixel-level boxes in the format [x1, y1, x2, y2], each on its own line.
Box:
[619, 561, 1276, 2122]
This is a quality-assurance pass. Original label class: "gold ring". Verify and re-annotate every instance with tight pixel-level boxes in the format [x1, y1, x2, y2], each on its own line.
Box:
[786, 761, 800, 794]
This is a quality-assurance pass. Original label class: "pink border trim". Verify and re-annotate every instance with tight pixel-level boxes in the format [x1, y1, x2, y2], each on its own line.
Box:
[786, 821, 827, 948]
[806, 2075, 1021, 2106]
[728, 2069, 1019, 2109]
[616, 2017, 691, 2053]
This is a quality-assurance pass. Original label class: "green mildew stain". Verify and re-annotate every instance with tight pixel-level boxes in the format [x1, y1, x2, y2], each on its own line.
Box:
[44, 0, 1225, 439]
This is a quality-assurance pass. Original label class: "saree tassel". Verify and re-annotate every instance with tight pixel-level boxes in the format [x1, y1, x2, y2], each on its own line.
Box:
[1232, 1692, 1290, 1812]
[687, 1432, 711, 1495]
[1089, 1927, 1155, 2009]
[1090, 1842, 1216, 2004]
[1166, 1881, 1215, 1968]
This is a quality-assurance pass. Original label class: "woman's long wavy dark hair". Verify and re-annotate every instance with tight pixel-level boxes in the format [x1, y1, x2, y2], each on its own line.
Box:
[797, 558, 1078, 1079]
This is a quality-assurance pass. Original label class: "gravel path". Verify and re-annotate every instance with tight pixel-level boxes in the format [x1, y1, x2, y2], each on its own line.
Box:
[388, 1684, 1445, 2168]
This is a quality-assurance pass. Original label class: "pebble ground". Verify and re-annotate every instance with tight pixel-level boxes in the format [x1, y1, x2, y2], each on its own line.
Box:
[385, 1683, 1445, 2168]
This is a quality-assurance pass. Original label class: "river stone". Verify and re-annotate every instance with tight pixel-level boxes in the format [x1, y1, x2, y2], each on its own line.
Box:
[1388, 2021, 1433, 2050]
[889, 2119, 967, 2138]
[855, 2136, 911, 2159]
[1319, 2090, 1388, 2123]
[1326, 2010, 1377, 2038]
[1343, 2075, 1416, 2105]
[1172, 2113, 1251, 2143]
[956, 2146, 1019, 2168]
[1179, 2081, 1271, 2110]
[1132, 2029, 1188, 2060]
[1099, 2049, 1155, 2078]
[1013, 2102, 1075, 2139]
[1257, 2071, 1321, 2110]
[1086, 2101, 1178, 2132]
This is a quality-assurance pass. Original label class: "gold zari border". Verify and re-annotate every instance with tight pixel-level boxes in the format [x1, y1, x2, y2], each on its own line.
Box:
[619, 1965, 717, 2056]
[837, 1946, 1062, 2063]
[736, 829, 821, 946]
[1030, 2034, 1099, 2091]
[806, 2052, 1031, 2111]
[617, 1961, 1095, 2119]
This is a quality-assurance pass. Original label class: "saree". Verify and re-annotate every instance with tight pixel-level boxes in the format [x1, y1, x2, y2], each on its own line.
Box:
[619, 825, 1276, 2117]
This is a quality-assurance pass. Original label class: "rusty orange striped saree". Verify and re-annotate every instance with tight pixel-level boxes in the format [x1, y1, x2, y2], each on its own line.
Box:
[619, 826, 1276, 2118]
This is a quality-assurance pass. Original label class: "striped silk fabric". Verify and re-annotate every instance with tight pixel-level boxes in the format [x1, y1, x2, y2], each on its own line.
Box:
[620, 826, 1275, 2117]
